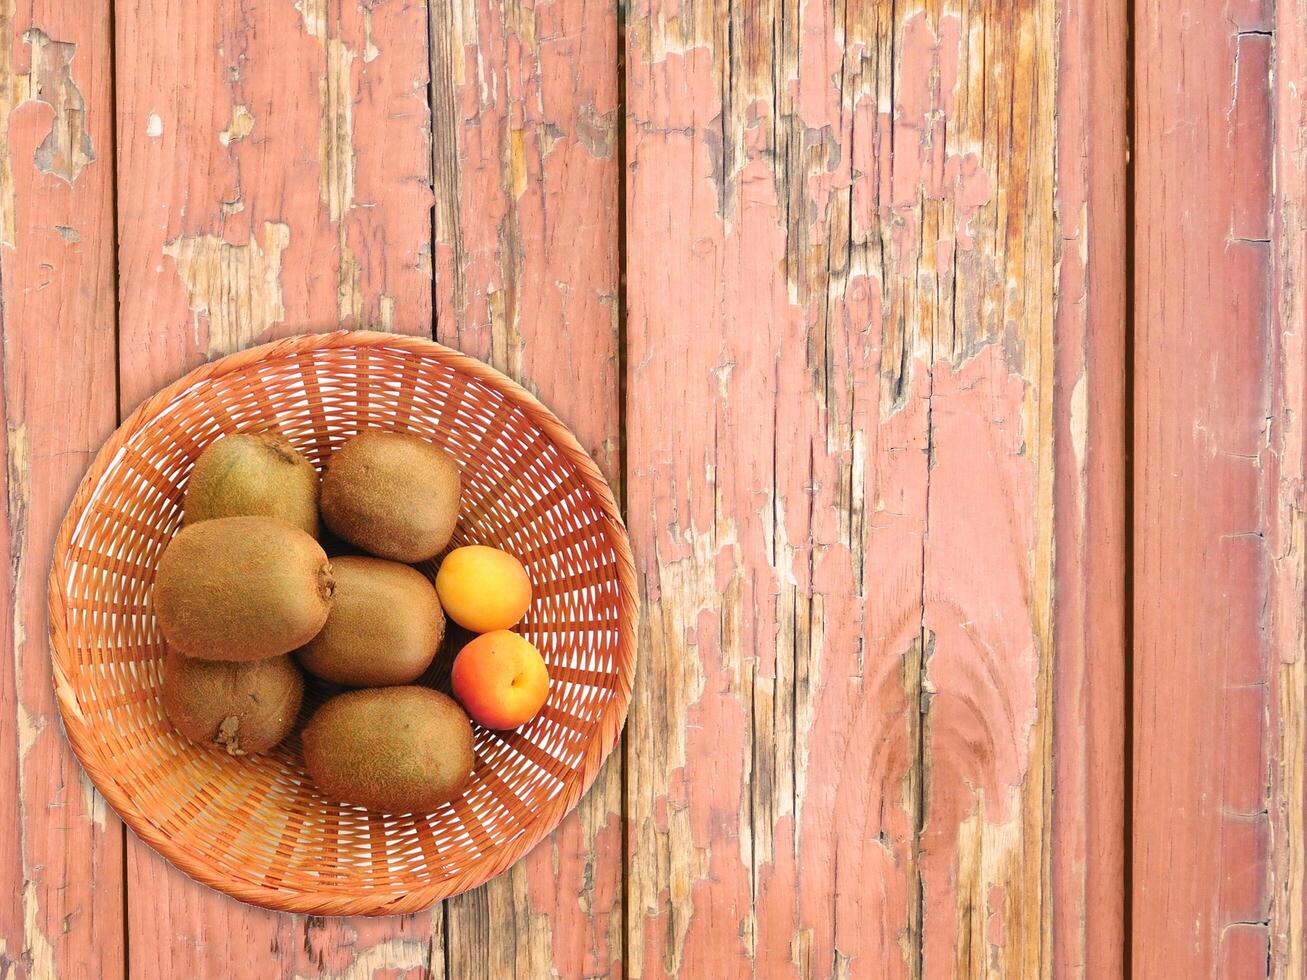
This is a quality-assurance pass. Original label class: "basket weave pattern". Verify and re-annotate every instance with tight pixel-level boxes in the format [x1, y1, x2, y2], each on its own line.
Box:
[47, 331, 637, 915]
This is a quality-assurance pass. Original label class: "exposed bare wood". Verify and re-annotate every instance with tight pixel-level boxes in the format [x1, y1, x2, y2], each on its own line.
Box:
[0, 2, 122, 978]
[115, 0, 434, 411]
[625, 1, 1058, 976]
[1271, 1, 1307, 976]
[6, 0, 1293, 973]
[114, 0, 441, 975]
[429, 0, 623, 975]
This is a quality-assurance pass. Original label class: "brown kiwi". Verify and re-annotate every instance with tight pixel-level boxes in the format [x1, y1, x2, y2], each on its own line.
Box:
[302, 687, 474, 812]
[183, 432, 320, 538]
[320, 431, 460, 563]
[297, 556, 445, 687]
[155, 515, 335, 661]
[161, 649, 304, 755]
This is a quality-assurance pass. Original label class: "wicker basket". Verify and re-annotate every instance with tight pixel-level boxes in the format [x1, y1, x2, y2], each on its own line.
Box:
[47, 331, 637, 915]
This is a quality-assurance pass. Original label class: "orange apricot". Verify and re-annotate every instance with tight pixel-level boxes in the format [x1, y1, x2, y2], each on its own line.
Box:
[451, 630, 550, 730]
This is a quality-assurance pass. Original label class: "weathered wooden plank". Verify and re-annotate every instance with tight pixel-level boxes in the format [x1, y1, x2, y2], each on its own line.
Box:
[115, 0, 435, 412]
[1133, 0, 1274, 974]
[625, 1, 1057, 976]
[429, 0, 623, 975]
[0, 2, 123, 978]
[1052, 0, 1128, 974]
[1270, 1, 1307, 975]
[910, 2, 1058, 973]
[114, 0, 440, 975]
[624, 5, 907, 972]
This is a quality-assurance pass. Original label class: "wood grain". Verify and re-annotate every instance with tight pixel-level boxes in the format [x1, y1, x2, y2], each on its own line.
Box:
[115, 0, 434, 412]
[1271, 1, 1307, 975]
[624, 1, 1059, 976]
[1052, 0, 1128, 974]
[114, 0, 441, 975]
[0, 2, 122, 978]
[5, 0, 1289, 973]
[1133, 0, 1275, 974]
[429, 0, 623, 975]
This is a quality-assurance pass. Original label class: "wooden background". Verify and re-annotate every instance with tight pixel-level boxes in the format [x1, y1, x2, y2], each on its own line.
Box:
[0, 0, 1301, 976]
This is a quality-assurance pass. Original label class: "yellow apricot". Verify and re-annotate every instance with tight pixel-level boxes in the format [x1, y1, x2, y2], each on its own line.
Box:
[435, 545, 532, 632]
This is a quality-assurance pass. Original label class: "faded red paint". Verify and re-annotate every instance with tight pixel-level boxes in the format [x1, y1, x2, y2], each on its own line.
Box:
[883, 14, 989, 273]
[1052, 0, 1128, 975]
[628, 0, 1061, 974]
[0, 0, 1212, 974]
[523, 801, 624, 976]
[1228, 0, 1274, 30]
[431, 0, 622, 974]
[114, 0, 439, 976]
[1134, 0, 1275, 974]
[627, 24, 785, 976]
[919, 345, 1042, 975]
[0, 2, 123, 978]
[116, 0, 433, 412]
[432, 0, 620, 482]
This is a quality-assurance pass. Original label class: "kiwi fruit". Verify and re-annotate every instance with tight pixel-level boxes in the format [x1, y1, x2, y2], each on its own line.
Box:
[161, 649, 303, 756]
[302, 687, 474, 812]
[183, 432, 320, 538]
[155, 515, 335, 661]
[297, 556, 445, 687]
[320, 431, 460, 563]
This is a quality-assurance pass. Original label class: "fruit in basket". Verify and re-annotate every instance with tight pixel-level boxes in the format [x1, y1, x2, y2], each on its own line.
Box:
[183, 432, 320, 538]
[435, 545, 532, 632]
[451, 630, 550, 730]
[161, 649, 304, 756]
[296, 556, 445, 686]
[155, 515, 335, 661]
[303, 687, 474, 812]
[320, 431, 460, 563]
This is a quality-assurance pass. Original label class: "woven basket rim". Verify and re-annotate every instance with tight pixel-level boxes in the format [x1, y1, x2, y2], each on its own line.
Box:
[46, 330, 639, 916]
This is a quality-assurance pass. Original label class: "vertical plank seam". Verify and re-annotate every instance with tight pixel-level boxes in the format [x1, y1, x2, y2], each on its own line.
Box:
[1123, 0, 1136, 972]
[426, 0, 438, 347]
[420, 0, 449, 968]
[883, 3, 935, 975]
[616, 0, 631, 974]
[913, 305, 935, 980]
[108, 0, 129, 972]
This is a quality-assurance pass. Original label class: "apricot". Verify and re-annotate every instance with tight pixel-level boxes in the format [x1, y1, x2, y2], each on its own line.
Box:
[451, 630, 550, 730]
[435, 545, 532, 632]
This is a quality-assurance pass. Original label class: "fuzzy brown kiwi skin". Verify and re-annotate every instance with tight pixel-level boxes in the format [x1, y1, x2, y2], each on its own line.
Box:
[320, 431, 461, 563]
[155, 515, 335, 661]
[297, 556, 445, 687]
[183, 432, 321, 538]
[302, 687, 474, 812]
[161, 649, 304, 755]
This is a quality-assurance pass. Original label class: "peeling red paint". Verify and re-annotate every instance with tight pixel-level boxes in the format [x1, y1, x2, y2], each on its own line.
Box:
[431, 0, 622, 975]
[117, 0, 432, 411]
[919, 345, 1042, 973]
[880, 14, 993, 275]
[942, 154, 991, 251]
[113, 0, 439, 974]
[1268, 2, 1307, 974]
[524, 801, 624, 977]
[627, 2, 937, 974]
[0, 1, 123, 976]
